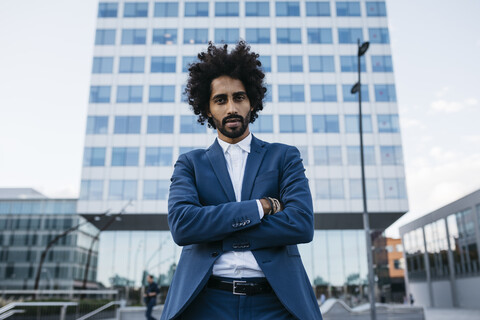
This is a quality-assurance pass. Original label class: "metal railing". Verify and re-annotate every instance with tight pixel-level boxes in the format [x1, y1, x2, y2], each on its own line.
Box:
[0, 302, 77, 320]
[77, 300, 125, 320]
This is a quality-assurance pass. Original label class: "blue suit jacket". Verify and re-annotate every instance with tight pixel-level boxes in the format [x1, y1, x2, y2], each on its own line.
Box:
[161, 136, 322, 320]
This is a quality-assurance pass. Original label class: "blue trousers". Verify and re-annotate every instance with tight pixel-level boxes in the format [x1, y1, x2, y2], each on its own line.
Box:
[146, 299, 156, 320]
[180, 280, 296, 320]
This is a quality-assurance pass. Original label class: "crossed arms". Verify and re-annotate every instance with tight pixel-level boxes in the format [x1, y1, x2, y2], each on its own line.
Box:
[168, 146, 314, 251]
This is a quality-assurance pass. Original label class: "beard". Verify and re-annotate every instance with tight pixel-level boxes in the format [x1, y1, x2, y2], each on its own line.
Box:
[212, 111, 251, 139]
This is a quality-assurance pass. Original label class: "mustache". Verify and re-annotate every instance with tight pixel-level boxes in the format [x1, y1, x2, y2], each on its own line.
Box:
[222, 115, 244, 126]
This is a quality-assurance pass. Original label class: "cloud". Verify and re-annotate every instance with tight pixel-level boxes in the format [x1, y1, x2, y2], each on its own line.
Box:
[430, 98, 477, 113]
[400, 117, 426, 130]
[435, 87, 450, 98]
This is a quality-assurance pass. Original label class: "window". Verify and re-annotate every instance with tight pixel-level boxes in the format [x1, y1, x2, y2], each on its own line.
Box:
[316, 179, 344, 199]
[250, 115, 273, 133]
[95, 29, 115, 45]
[143, 180, 169, 200]
[114, 116, 141, 134]
[342, 84, 369, 102]
[384, 178, 407, 199]
[215, 28, 240, 44]
[310, 85, 337, 102]
[246, 1, 269, 16]
[312, 115, 339, 133]
[184, 29, 208, 44]
[116, 85, 143, 103]
[306, 1, 330, 16]
[80, 180, 103, 200]
[307, 28, 333, 44]
[121, 29, 147, 45]
[179, 146, 196, 155]
[349, 179, 379, 199]
[276, 1, 300, 16]
[98, 3, 118, 17]
[215, 2, 239, 16]
[149, 86, 175, 102]
[154, 2, 178, 17]
[89, 86, 111, 103]
[86, 116, 108, 134]
[83, 147, 106, 166]
[347, 146, 376, 165]
[375, 84, 396, 102]
[279, 115, 306, 133]
[180, 116, 207, 133]
[185, 2, 209, 16]
[297, 146, 309, 165]
[336, 1, 360, 16]
[278, 56, 303, 72]
[366, 2, 386, 17]
[182, 56, 197, 72]
[372, 55, 393, 72]
[124, 2, 148, 17]
[277, 28, 301, 44]
[151, 57, 176, 73]
[313, 146, 342, 165]
[111, 147, 139, 166]
[246, 28, 270, 44]
[265, 84, 272, 102]
[344, 115, 373, 133]
[152, 29, 177, 44]
[92, 57, 113, 74]
[369, 28, 390, 44]
[309, 56, 335, 72]
[278, 85, 304, 102]
[338, 28, 363, 44]
[380, 146, 403, 165]
[259, 56, 271, 72]
[340, 56, 366, 72]
[145, 147, 173, 166]
[108, 180, 137, 200]
[377, 114, 399, 133]
[147, 116, 174, 133]
[119, 57, 145, 73]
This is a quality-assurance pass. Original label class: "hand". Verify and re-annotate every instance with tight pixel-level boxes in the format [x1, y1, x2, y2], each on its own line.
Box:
[260, 197, 283, 215]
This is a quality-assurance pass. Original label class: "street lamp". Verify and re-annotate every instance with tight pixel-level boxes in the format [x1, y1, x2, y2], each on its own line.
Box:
[350, 39, 377, 320]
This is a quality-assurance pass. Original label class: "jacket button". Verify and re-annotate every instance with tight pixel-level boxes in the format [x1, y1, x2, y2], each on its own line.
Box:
[211, 252, 219, 257]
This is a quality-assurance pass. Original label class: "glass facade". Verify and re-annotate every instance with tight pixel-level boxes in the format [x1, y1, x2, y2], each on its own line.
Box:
[0, 198, 99, 289]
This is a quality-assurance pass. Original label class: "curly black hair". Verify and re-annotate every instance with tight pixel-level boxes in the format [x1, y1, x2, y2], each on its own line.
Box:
[185, 41, 267, 129]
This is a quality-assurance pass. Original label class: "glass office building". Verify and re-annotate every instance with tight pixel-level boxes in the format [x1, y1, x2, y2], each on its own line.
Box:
[79, 0, 408, 304]
[0, 189, 99, 290]
[400, 189, 480, 309]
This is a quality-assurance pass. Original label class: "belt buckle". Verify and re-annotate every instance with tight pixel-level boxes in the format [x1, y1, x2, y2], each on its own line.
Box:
[232, 280, 247, 295]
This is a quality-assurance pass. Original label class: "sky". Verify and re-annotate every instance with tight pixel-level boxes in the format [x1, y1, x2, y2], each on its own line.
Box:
[1, 0, 479, 237]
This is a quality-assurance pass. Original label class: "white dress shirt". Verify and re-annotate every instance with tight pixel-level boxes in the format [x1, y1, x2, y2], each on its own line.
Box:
[212, 133, 266, 278]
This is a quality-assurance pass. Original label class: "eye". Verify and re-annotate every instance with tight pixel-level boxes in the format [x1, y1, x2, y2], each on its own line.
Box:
[234, 95, 246, 101]
[214, 97, 226, 104]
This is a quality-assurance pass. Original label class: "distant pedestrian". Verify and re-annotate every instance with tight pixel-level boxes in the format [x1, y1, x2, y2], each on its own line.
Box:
[320, 293, 326, 305]
[144, 275, 160, 320]
[409, 293, 414, 305]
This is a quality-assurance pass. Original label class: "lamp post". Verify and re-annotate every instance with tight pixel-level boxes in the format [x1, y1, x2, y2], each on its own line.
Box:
[350, 39, 377, 320]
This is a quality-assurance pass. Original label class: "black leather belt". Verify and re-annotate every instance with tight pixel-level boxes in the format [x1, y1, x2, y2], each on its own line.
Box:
[207, 277, 273, 296]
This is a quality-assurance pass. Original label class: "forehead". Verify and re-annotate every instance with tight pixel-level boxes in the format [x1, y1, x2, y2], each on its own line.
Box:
[210, 76, 246, 96]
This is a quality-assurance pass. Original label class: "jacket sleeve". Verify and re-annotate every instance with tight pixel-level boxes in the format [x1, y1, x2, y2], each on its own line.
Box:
[222, 146, 314, 251]
[167, 153, 262, 246]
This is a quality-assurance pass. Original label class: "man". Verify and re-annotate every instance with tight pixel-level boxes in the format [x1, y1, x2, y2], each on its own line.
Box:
[161, 41, 322, 320]
[144, 275, 159, 320]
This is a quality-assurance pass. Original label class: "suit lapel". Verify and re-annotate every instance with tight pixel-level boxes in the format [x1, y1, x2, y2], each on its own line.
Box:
[206, 139, 236, 202]
[241, 135, 267, 201]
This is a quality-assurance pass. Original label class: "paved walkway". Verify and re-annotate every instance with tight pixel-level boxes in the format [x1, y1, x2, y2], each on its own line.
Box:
[424, 308, 480, 320]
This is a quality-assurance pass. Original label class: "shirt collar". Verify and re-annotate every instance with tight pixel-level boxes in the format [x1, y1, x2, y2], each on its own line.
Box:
[217, 133, 252, 154]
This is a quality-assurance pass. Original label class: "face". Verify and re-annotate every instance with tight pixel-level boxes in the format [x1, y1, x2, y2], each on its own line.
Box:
[147, 276, 153, 283]
[208, 75, 253, 144]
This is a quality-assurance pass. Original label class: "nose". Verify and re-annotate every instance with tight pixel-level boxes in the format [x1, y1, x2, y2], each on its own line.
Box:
[226, 99, 238, 115]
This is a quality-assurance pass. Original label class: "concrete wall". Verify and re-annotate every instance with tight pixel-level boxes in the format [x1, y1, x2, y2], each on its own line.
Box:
[431, 280, 452, 308]
[408, 282, 431, 307]
[456, 276, 480, 309]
